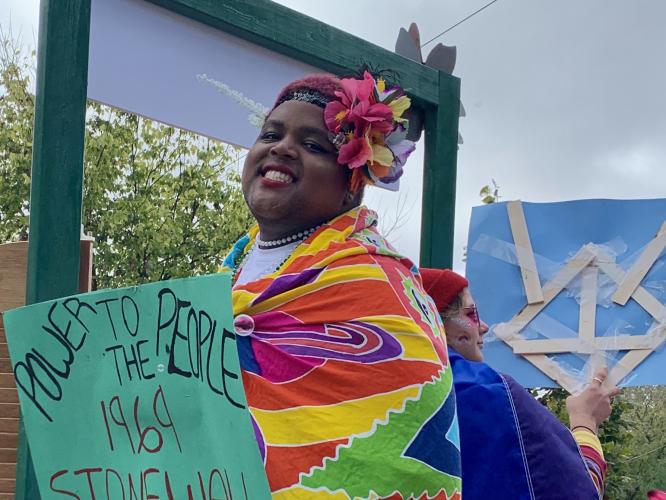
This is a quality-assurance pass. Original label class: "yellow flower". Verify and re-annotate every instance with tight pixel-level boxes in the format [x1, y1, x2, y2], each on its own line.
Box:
[377, 78, 386, 93]
[388, 95, 411, 122]
[371, 143, 394, 168]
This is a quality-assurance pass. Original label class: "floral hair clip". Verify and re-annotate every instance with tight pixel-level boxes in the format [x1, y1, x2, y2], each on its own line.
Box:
[324, 71, 416, 192]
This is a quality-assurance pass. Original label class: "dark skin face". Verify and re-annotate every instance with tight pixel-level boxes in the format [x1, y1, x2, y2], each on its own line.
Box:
[242, 100, 359, 241]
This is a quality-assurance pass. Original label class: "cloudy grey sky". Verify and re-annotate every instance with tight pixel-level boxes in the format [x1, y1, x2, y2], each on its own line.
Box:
[3, 0, 666, 271]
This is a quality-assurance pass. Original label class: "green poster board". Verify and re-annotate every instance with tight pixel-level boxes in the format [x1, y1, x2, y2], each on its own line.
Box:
[3, 273, 270, 498]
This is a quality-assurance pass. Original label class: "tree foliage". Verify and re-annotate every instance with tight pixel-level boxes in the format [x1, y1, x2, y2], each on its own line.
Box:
[541, 385, 666, 498]
[0, 30, 253, 288]
[0, 29, 33, 241]
[83, 106, 252, 288]
[604, 386, 666, 498]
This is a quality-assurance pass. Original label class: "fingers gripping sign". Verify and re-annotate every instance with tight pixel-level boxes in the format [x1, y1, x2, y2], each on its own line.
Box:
[566, 367, 621, 434]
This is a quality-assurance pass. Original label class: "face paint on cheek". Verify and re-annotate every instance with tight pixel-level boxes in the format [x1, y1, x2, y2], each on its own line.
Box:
[449, 317, 476, 336]
[466, 307, 480, 326]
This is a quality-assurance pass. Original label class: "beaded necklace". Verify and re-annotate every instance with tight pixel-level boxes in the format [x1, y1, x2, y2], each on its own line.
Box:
[232, 224, 321, 283]
[256, 225, 320, 249]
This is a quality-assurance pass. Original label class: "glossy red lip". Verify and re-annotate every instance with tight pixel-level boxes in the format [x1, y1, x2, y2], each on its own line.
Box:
[260, 163, 297, 180]
[260, 177, 293, 188]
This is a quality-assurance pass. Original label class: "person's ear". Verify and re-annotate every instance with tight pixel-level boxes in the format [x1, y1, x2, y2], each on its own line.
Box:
[343, 185, 364, 209]
[344, 191, 355, 204]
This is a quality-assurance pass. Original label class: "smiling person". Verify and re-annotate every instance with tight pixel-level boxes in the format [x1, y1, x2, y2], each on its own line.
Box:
[421, 268, 620, 499]
[222, 73, 462, 499]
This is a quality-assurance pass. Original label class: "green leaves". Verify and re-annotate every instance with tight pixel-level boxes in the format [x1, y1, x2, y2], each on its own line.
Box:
[602, 387, 666, 498]
[479, 179, 500, 205]
[0, 32, 34, 241]
[534, 386, 666, 497]
[81, 105, 253, 289]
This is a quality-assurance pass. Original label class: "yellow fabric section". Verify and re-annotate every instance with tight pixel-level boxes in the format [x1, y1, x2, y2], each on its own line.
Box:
[286, 226, 355, 259]
[272, 486, 349, 499]
[230, 289, 256, 312]
[252, 385, 421, 446]
[244, 264, 385, 315]
[572, 428, 605, 458]
[360, 316, 440, 362]
[295, 241, 365, 265]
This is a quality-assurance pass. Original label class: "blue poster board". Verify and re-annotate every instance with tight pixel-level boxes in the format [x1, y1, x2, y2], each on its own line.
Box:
[466, 199, 666, 389]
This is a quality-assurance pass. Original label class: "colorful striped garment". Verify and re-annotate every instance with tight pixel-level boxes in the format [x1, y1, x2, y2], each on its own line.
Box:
[223, 207, 462, 499]
[572, 427, 607, 497]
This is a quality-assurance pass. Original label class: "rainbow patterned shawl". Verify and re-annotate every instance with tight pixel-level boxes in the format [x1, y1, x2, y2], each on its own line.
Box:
[223, 206, 462, 499]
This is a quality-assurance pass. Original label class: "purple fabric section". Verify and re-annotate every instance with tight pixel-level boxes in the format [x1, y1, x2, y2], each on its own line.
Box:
[253, 320, 402, 363]
[250, 413, 266, 463]
[253, 310, 297, 330]
[451, 350, 533, 499]
[451, 349, 600, 499]
[503, 375, 600, 499]
[250, 338, 325, 383]
[253, 267, 323, 304]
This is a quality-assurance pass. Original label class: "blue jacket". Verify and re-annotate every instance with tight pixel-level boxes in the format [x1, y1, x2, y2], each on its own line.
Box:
[450, 349, 599, 499]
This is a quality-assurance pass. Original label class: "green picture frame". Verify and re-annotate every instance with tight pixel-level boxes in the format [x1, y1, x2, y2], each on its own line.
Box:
[18, 1, 460, 496]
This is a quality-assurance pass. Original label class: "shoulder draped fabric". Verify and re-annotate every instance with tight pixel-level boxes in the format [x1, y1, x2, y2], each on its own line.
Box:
[222, 207, 462, 499]
[449, 349, 603, 499]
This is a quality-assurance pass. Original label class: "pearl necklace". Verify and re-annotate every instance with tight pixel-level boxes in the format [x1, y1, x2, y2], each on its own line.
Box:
[235, 241, 296, 283]
[232, 224, 321, 284]
[256, 225, 321, 249]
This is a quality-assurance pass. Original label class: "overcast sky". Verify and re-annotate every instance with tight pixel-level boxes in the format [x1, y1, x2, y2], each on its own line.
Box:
[3, 0, 666, 271]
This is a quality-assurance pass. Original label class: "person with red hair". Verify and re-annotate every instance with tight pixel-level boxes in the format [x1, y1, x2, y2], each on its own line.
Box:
[420, 268, 490, 361]
[421, 267, 620, 499]
[220, 72, 462, 499]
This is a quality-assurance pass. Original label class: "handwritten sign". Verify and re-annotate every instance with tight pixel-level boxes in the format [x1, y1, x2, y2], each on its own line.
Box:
[3, 274, 270, 499]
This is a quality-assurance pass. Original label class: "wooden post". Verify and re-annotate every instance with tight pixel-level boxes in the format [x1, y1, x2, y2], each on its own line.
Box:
[15, 1, 92, 498]
[0, 242, 92, 499]
[0, 243, 26, 500]
[420, 72, 461, 269]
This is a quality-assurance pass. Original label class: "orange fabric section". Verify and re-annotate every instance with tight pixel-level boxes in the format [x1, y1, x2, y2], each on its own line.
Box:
[243, 358, 441, 411]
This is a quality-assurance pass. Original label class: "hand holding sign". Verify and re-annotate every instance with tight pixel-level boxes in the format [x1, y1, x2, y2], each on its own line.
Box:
[4, 274, 270, 499]
[566, 367, 621, 433]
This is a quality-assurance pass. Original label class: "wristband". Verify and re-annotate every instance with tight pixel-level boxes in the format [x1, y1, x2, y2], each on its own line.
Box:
[571, 425, 597, 435]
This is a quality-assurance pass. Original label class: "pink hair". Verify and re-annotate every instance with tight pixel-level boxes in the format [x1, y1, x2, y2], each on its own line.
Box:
[270, 74, 342, 113]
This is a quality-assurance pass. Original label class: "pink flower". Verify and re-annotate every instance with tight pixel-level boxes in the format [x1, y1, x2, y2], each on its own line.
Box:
[349, 101, 394, 135]
[322, 71, 415, 191]
[325, 71, 393, 141]
[324, 100, 348, 132]
[335, 71, 375, 107]
[338, 136, 372, 169]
